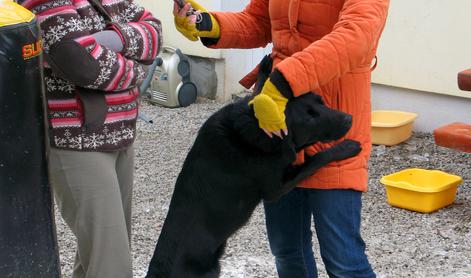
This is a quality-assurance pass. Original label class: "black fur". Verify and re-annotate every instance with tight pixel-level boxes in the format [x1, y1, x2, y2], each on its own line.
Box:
[145, 94, 361, 278]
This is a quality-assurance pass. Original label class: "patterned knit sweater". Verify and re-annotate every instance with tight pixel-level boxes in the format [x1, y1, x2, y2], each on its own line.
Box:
[19, 0, 162, 151]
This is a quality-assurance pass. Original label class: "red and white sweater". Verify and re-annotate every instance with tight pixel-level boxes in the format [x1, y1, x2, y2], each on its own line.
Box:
[20, 0, 162, 151]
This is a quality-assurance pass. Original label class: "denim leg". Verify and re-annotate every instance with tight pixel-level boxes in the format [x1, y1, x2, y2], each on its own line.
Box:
[307, 189, 375, 278]
[264, 188, 317, 278]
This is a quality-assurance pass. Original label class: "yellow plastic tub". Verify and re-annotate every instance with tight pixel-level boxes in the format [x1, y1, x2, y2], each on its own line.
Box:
[380, 168, 462, 213]
[371, 110, 418, 146]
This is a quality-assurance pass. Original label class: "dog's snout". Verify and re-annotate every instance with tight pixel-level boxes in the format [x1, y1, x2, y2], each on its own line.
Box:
[343, 115, 352, 128]
[332, 113, 352, 128]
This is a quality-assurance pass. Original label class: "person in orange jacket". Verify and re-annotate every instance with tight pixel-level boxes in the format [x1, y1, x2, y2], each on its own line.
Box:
[174, 0, 390, 276]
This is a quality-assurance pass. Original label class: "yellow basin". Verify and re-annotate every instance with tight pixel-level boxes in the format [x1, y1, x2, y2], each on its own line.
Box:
[380, 168, 462, 213]
[372, 110, 418, 146]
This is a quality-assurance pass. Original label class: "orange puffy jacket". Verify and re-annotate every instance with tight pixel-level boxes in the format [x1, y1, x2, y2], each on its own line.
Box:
[207, 0, 390, 192]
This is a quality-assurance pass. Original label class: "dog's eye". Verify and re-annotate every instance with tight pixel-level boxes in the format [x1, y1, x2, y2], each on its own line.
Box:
[308, 109, 320, 117]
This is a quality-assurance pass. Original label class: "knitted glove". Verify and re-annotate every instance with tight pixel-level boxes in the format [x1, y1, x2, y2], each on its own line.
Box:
[249, 78, 288, 135]
[173, 0, 220, 41]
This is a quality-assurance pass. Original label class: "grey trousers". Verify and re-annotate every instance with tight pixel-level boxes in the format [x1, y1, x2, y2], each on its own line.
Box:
[49, 147, 134, 278]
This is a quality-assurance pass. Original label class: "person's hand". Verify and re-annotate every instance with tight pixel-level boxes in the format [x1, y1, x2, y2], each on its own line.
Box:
[249, 78, 288, 139]
[91, 30, 123, 52]
[173, 0, 220, 41]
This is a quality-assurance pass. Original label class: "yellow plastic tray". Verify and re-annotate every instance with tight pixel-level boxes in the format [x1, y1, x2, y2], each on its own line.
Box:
[380, 168, 462, 213]
[372, 110, 418, 146]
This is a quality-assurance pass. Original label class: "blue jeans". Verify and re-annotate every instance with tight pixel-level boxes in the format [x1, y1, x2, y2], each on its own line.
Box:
[263, 188, 375, 278]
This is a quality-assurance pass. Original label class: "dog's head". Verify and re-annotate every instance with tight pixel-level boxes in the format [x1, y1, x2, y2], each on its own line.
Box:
[229, 93, 353, 160]
[285, 93, 352, 152]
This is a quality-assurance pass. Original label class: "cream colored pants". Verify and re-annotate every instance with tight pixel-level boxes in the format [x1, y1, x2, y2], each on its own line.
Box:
[49, 147, 134, 278]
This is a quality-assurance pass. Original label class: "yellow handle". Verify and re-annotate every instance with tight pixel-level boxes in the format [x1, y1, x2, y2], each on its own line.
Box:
[0, 1, 35, 28]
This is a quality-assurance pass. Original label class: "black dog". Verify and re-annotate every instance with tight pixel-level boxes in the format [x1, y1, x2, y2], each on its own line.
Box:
[145, 93, 361, 278]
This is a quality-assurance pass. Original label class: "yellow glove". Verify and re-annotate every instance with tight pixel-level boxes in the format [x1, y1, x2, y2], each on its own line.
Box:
[249, 78, 288, 136]
[173, 0, 220, 41]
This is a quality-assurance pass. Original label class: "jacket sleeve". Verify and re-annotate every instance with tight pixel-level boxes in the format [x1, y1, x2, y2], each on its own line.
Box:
[108, 4, 162, 63]
[203, 0, 271, 49]
[20, 0, 161, 92]
[274, 0, 390, 97]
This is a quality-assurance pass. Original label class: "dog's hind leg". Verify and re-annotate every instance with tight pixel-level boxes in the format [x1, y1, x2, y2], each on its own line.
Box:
[178, 241, 226, 278]
[151, 207, 227, 278]
[146, 205, 196, 278]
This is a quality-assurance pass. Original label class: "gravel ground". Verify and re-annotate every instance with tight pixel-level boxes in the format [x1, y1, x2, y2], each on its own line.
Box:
[55, 97, 471, 278]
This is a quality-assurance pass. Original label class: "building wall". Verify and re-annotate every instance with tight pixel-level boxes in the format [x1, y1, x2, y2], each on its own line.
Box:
[216, 0, 272, 99]
[373, 0, 471, 99]
[372, 84, 471, 133]
[369, 0, 471, 132]
[139, 0, 471, 131]
[218, 0, 471, 132]
[138, 0, 261, 100]
[138, 0, 222, 58]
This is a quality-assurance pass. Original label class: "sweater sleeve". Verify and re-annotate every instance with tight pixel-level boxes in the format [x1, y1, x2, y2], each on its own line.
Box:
[19, 0, 156, 92]
[108, 3, 162, 64]
[275, 0, 390, 97]
[203, 0, 272, 49]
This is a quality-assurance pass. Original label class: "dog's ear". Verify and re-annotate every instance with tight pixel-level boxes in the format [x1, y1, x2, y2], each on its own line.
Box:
[287, 109, 325, 150]
[253, 55, 273, 95]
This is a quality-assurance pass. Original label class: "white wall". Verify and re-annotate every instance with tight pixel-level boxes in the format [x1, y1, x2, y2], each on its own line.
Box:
[138, 0, 270, 100]
[372, 84, 471, 132]
[138, 0, 222, 58]
[219, 46, 272, 99]
[217, 1, 471, 98]
[138, 0, 471, 129]
[218, 0, 272, 99]
[372, 0, 471, 99]
[218, 0, 471, 132]
[369, 0, 471, 131]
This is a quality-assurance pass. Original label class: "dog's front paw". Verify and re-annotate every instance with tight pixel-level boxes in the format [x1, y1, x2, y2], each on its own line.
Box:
[330, 139, 362, 161]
